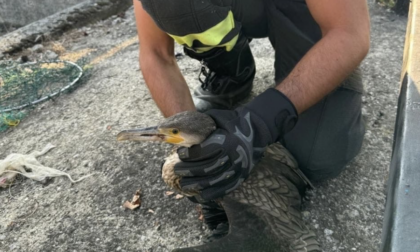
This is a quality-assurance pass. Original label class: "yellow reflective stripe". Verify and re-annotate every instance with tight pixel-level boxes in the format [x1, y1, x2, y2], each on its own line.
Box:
[193, 34, 239, 53]
[168, 11, 237, 52]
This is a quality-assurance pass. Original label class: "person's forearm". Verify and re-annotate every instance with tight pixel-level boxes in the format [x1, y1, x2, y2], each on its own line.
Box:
[276, 29, 369, 114]
[141, 53, 195, 117]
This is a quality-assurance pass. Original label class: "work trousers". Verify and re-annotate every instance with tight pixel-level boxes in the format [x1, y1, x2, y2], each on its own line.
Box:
[140, 0, 365, 182]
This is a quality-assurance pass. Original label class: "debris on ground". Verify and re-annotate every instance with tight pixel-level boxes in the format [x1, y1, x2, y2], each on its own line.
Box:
[196, 205, 204, 222]
[164, 191, 184, 199]
[30, 44, 44, 53]
[0, 143, 91, 188]
[123, 189, 142, 210]
[165, 191, 175, 196]
[175, 194, 184, 200]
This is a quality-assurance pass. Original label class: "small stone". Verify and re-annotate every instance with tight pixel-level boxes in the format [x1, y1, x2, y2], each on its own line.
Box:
[30, 44, 44, 53]
[336, 214, 345, 222]
[112, 18, 122, 26]
[58, 234, 66, 242]
[349, 210, 360, 218]
[34, 34, 43, 43]
[45, 50, 58, 60]
[103, 19, 113, 26]
[324, 229, 334, 236]
[0, 234, 5, 240]
[9, 243, 19, 250]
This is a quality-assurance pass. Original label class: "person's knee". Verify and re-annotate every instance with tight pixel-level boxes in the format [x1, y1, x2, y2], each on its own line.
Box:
[286, 90, 365, 183]
[300, 160, 349, 182]
[299, 132, 365, 182]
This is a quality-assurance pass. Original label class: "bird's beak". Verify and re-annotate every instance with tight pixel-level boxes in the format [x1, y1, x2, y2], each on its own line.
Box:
[117, 126, 184, 144]
[117, 126, 164, 142]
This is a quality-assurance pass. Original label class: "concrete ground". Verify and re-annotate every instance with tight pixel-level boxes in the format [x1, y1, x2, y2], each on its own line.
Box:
[0, 1, 407, 251]
[0, 0, 85, 34]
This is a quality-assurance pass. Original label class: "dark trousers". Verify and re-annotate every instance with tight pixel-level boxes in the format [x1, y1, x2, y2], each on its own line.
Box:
[140, 0, 365, 182]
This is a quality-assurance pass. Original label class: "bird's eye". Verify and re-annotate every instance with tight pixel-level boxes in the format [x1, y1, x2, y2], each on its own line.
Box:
[172, 129, 179, 135]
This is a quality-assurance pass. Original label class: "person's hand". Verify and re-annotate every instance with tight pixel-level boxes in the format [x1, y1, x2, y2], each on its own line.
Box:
[174, 88, 298, 201]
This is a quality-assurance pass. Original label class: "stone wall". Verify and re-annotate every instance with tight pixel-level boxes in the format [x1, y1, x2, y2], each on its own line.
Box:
[0, 0, 133, 53]
[0, 0, 86, 33]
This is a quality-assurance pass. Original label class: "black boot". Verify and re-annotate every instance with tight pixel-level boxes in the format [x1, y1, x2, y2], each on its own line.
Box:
[184, 33, 256, 112]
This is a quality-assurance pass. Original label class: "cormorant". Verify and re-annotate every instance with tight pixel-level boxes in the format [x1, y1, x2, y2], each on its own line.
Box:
[117, 111, 321, 252]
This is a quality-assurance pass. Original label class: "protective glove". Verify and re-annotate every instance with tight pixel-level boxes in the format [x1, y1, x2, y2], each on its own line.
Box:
[174, 88, 298, 201]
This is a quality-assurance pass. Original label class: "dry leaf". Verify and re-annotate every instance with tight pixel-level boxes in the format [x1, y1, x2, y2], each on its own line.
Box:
[122, 201, 139, 210]
[196, 205, 204, 222]
[122, 189, 141, 210]
[175, 194, 184, 200]
[165, 191, 175, 196]
[132, 190, 141, 203]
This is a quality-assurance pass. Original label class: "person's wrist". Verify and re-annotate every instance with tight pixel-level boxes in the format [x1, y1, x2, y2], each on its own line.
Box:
[243, 88, 298, 142]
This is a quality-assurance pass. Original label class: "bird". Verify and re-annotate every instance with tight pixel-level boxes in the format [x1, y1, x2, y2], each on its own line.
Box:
[117, 111, 321, 252]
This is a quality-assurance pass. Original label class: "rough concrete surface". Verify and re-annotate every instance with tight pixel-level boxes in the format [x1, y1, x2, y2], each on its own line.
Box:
[0, 1, 407, 252]
[0, 0, 132, 53]
[0, 0, 85, 31]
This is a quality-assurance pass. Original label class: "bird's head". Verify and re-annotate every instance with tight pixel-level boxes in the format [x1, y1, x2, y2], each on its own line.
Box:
[117, 111, 216, 147]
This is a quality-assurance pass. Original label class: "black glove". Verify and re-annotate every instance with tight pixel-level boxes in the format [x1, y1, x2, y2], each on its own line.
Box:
[174, 88, 298, 201]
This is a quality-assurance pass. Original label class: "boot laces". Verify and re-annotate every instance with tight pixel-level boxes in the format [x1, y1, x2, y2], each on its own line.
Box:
[198, 61, 219, 91]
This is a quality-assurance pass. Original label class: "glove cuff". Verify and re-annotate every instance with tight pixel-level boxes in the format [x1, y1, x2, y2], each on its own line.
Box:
[244, 88, 298, 143]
